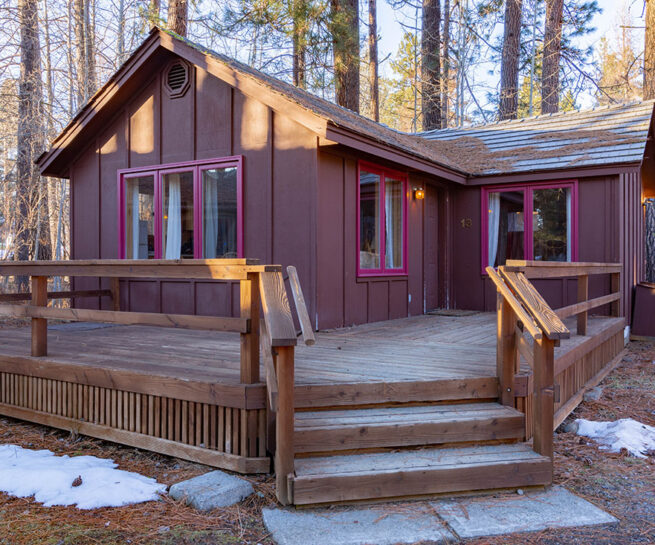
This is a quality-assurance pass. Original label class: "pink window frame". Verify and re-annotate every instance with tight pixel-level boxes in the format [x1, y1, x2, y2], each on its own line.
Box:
[117, 156, 244, 259]
[480, 179, 579, 274]
[357, 160, 409, 277]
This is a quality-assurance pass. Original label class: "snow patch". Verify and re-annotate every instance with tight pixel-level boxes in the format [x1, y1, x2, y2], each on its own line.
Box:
[0, 444, 166, 509]
[575, 418, 655, 458]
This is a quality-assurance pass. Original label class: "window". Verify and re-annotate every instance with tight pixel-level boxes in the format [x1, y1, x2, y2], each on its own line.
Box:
[483, 181, 577, 270]
[358, 162, 408, 275]
[118, 157, 242, 259]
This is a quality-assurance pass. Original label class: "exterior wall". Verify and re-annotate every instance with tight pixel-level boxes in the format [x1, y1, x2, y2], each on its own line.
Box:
[70, 53, 318, 319]
[451, 173, 642, 318]
[315, 150, 449, 329]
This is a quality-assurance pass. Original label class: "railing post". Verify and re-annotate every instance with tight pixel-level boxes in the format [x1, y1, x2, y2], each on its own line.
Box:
[240, 272, 260, 384]
[275, 345, 294, 505]
[533, 336, 555, 460]
[110, 277, 121, 311]
[610, 271, 621, 317]
[497, 292, 517, 406]
[31, 276, 48, 356]
[577, 275, 588, 335]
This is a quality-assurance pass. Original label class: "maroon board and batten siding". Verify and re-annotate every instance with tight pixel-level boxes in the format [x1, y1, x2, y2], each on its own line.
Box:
[70, 51, 318, 319]
[450, 170, 644, 319]
[315, 150, 451, 330]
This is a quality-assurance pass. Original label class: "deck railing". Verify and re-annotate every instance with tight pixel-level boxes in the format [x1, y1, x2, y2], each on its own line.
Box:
[0, 258, 313, 504]
[487, 261, 623, 460]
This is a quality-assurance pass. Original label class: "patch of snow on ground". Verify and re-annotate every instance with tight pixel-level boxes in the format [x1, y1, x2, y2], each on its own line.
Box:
[575, 418, 655, 458]
[0, 444, 166, 509]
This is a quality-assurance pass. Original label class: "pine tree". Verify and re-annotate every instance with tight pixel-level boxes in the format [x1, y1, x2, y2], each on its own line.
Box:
[541, 0, 564, 113]
[421, 0, 442, 130]
[168, 0, 188, 36]
[331, 0, 360, 112]
[645, 0, 655, 99]
[499, 0, 524, 120]
[368, 0, 379, 121]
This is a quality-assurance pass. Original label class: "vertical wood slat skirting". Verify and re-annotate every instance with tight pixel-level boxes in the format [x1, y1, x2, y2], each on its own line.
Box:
[0, 372, 268, 471]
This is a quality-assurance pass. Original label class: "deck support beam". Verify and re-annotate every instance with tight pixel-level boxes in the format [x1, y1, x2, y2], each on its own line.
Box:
[497, 293, 517, 406]
[240, 272, 260, 384]
[275, 345, 295, 505]
[31, 276, 48, 357]
[577, 275, 588, 335]
[533, 337, 555, 460]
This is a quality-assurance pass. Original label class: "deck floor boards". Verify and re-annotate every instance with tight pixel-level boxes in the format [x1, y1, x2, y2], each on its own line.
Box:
[0, 313, 623, 386]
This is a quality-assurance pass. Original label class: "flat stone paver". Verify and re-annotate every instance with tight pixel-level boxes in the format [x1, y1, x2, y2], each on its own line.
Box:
[262, 506, 455, 545]
[263, 486, 617, 545]
[431, 486, 618, 539]
[169, 470, 253, 511]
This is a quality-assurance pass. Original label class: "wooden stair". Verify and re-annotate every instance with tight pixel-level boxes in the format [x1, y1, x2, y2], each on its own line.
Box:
[286, 388, 552, 505]
[294, 402, 526, 453]
[290, 443, 552, 505]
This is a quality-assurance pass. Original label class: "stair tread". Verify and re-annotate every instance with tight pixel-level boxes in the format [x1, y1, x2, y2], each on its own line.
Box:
[294, 443, 546, 477]
[295, 402, 524, 430]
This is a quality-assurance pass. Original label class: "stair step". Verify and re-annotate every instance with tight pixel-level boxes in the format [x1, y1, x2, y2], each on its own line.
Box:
[295, 402, 525, 453]
[290, 443, 552, 505]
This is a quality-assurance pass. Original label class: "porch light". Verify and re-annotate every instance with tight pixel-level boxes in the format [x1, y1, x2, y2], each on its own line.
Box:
[413, 187, 425, 200]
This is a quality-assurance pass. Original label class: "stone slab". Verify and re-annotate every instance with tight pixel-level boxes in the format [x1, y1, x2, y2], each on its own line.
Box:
[262, 506, 455, 545]
[169, 470, 253, 511]
[432, 486, 618, 539]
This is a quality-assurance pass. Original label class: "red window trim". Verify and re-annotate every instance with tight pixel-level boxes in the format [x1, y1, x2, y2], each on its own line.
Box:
[357, 160, 409, 277]
[117, 156, 243, 259]
[480, 179, 579, 275]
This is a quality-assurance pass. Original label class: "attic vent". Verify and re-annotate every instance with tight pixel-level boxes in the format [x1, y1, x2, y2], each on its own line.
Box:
[164, 60, 190, 98]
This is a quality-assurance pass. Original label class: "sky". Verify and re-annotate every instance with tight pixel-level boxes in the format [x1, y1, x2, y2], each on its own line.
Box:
[374, 0, 647, 113]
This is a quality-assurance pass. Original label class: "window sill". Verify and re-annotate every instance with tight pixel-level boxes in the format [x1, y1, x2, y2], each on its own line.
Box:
[356, 273, 408, 282]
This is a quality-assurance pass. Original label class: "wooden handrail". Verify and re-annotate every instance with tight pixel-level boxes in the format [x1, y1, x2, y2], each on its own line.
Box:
[286, 266, 316, 346]
[499, 269, 570, 341]
[505, 260, 621, 278]
[486, 267, 542, 340]
[259, 272, 298, 347]
[555, 292, 620, 320]
[0, 289, 112, 302]
[260, 319, 279, 412]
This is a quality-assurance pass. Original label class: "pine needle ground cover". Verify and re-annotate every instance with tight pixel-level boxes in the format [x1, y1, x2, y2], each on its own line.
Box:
[0, 341, 652, 544]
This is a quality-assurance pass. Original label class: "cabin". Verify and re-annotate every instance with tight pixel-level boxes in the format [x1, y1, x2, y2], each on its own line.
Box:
[0, 27, 650, 506]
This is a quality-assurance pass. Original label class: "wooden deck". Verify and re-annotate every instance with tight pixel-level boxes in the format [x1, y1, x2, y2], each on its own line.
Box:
[0, 312, 622, 386]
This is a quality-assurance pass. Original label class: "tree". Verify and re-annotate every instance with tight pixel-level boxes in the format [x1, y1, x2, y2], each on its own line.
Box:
[499, 0, 523, 120]
[74, 0, 97, 105]
[442, 0, 451, 127]
[421, 0, 441, 130]
[292, 0, 309, 88]
[168, 0, 188, 36]
[596, 11, 642, 106]
[645, 0, 655, 99]
[331, 0, 360, 112]
[16, 0, 48, 267]
[368, 0, 379, 121]
[541, 0, 564, 113]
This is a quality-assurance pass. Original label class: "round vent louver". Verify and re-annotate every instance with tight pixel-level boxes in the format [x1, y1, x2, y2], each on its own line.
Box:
[164, 60, 190, 98]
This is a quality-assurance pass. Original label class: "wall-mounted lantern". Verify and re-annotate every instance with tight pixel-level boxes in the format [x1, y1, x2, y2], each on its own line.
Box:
[413, 187, 425, 200]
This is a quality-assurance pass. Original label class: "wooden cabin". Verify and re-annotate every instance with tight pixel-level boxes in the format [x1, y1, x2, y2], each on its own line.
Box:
[0, 28, 649, 505]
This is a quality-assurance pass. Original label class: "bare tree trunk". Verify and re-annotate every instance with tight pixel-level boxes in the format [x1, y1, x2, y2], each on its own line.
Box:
[442, 0, 450, 128]
[17, 0, 45, 272]
[292, 0, 307, 89]
[541, 0, 564, 114]
[368, 0, 379, 121]
[331, 0, 360, 113]
[74, 0, 96, 104]
[499, 0, 523, 120]
[168, 0, 188, 37]
[421, 0, 441, 130]
[645, 0, 655, 99]
[117, 0, 126, 64]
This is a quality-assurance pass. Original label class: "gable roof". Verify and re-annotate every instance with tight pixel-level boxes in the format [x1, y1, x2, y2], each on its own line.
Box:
[419, 101, 655, 177]
[37, 28, 466, 182]
[38, 28, 654, 183]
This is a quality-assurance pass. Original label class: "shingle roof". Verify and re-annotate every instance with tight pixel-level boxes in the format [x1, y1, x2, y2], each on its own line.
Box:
[419, 101, 654, 176]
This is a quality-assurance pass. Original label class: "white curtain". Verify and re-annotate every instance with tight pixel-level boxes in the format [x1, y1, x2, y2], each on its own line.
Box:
[204, 172, 219, 258]
[165, 175, 182, 259]
[130, 182, 140, 259]
[488, 192, 501, 267]
[566, 188, 572, 261]
[385, 188, 394, 268]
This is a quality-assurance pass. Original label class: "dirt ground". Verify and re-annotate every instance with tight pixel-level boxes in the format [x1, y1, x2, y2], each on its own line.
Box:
[0, 341, 653, 545]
